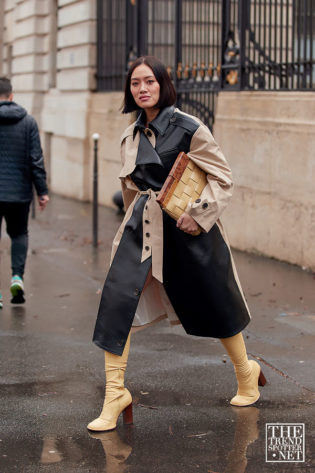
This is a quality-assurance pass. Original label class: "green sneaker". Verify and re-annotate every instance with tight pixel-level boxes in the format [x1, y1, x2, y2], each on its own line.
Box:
[10, 275, 25, 304]
[0, 292, 3, 309]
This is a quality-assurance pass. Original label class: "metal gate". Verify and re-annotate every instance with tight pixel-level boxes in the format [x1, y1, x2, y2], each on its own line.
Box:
[96, 0, 315, 129]
[124, 0, 222, 129]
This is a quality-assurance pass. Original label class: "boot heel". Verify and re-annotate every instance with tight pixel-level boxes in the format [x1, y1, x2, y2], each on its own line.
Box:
[258, 370, 267, 387]
[123, 403, 133, 425]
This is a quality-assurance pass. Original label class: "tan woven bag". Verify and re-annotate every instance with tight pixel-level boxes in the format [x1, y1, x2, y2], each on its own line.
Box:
[156, 152, 207, 236]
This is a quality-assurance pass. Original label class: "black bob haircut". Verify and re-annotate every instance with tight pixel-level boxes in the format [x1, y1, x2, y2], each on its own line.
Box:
[0, 77, 12, 97]
[122, 56, 176, 114]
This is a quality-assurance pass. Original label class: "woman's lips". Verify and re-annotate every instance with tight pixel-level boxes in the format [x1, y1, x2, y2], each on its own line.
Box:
[139, 96, 151, 101]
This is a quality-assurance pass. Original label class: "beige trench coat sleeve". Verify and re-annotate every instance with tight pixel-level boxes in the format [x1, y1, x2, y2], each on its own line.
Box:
[186, 124, 233, 233]
[121, 178, 137, 212]
[110, 133, 138, 264]
[119, 131, 140, 213]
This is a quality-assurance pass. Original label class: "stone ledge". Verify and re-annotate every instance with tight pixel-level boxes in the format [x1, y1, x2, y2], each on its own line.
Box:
[41, 90, 91, 138]
[4, 1, 15, 13]
[215, 91, 315, 270]
[12, 72, 48, 92]
[56, 68, 96, 91]
[58, 0, 96, 28]
[12, 54, 49, 74]
[57, 21, 96, 48]
[15, 16, 50, 38]
[59, 0, 80, 7]
[50, 136, 90, 201]
[223, 186, 315, 271]
[216, 91, 315, 123]
[215, 116, 315, 130]
[16, 0, 50, 20]
[13, 36, 49, 56]
[57, 45, 96, 69]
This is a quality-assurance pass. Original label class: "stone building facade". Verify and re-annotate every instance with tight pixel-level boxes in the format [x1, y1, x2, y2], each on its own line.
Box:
[1, 0, 315, 270]
[1, 0, 129, 205]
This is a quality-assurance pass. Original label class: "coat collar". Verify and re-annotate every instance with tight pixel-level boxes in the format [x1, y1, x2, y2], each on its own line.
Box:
[133, 106, 175, 139]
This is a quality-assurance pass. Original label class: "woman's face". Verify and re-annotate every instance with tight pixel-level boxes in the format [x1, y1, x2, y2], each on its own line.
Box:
[130, 64, 160, 112]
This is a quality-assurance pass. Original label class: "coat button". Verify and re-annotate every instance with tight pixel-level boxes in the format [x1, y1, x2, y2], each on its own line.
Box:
[170, 117, 176, 123]
[145, 232, 150, 238]
[146, 130, 152, 137]
[117, 340, 124, 346]
[134, 288, 140, 296]
[145, 219, 150, 224]
[195, 198, 201, 203]
[145, 245, 150, 251]
[202, 202, 208, 209]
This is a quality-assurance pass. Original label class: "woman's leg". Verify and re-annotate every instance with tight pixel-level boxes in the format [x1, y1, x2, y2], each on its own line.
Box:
[220, 332, 266, 406]
[87, 332, 133, 431]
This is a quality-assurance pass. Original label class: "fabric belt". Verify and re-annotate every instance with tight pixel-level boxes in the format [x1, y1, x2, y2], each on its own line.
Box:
[136, 189, 164, 283]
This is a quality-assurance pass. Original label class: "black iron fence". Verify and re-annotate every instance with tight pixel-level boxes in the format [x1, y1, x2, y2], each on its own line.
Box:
[96, 0, 315, 128]
[96, 0, 126, 91]
[234, 0, 315, 90]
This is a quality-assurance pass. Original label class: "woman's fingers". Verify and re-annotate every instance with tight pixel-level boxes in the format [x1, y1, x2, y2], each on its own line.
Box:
[176, 212, 198, 233]
[176, 215, 184, 228]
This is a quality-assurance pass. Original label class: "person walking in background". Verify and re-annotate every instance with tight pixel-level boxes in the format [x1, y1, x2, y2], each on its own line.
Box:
[0, 77, 49, 307]
[88, 56, 266, 432]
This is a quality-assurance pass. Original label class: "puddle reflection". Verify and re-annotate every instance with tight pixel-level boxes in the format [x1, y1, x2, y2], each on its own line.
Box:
[10, 305, 26, 329]
[85, 407, 259, 473]
[88, 429, 132, 473]
[225, 406, 259, 473]
[40, 435, 63, 464]
[35, 407, 257, 472]
[39, 434, 84, 466]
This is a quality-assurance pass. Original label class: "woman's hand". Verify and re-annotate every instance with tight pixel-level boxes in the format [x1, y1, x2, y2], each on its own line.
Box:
[176, 212, 199, 234]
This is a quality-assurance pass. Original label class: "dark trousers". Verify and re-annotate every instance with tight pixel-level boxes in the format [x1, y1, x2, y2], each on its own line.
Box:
[0, 202, 31, 278]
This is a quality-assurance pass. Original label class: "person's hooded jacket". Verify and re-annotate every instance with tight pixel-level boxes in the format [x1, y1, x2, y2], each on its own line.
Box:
[0, 101, 48, 202]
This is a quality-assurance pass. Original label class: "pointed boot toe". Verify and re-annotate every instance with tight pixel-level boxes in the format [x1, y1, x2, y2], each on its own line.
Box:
[230, 391, 260, 407]
[87, 416, 116, 432]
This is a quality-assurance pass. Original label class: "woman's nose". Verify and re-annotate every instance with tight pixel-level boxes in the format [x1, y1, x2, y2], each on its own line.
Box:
[140, 81, 147, 92]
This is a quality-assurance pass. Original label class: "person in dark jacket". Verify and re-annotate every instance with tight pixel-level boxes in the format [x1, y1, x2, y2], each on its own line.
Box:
[0, 77, 49, 307]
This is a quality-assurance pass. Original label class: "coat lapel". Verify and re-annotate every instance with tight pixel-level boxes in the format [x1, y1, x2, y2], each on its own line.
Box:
[119, 132, 140, 178]
[136, 133, 163, 166]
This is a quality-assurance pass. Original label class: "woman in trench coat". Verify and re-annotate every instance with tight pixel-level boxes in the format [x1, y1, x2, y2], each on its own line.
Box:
[88, 56, 266, 432]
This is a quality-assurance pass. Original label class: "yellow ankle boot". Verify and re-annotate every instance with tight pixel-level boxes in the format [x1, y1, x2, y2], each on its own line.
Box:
[87, 333, 133, 431]
[220, 333, 266, 406]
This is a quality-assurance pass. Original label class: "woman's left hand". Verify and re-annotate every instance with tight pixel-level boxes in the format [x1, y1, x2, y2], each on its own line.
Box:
[176, 212, 199, 234]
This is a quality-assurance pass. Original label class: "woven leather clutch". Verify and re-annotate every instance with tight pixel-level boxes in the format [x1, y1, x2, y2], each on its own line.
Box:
[157, 152, 207, 236]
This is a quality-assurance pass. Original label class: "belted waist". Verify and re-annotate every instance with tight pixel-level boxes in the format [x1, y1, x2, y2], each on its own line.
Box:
[135, 188, 164, 283]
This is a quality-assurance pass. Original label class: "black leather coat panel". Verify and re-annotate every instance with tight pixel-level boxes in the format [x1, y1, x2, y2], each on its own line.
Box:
[93, 107, 250, 355]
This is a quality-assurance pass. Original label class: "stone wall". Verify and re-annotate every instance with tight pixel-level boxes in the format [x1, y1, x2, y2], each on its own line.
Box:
[88, 93, 131, 206]
[0, 0, 120, 202]
[214, 91, 315, 271]
[2, 0, 51, 118]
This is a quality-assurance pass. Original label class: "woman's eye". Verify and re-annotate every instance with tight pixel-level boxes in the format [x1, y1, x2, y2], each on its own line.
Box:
[147, 80, 154, 84]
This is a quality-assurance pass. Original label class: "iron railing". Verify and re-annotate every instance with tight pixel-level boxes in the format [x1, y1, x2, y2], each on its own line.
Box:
[96, 0, 126, 91]
[234, 0, 315, 90]
[96, 0, 315, 126]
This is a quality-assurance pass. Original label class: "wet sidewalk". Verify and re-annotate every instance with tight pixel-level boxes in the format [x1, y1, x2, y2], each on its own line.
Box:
[0, 194, 314, 473]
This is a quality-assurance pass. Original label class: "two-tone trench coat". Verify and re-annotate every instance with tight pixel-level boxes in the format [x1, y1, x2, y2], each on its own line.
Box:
[93, 106, 250, 355]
